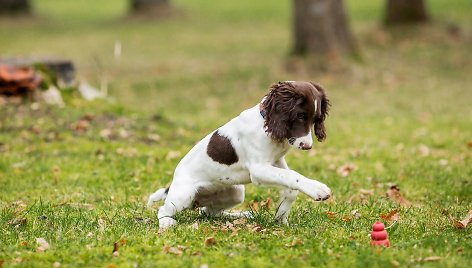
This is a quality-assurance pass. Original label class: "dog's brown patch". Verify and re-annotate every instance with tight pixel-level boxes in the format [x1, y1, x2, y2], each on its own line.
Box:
[207, 130, 238, 165]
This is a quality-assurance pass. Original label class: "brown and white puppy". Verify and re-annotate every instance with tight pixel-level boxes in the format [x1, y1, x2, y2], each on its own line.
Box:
[148, 81, 331, 228]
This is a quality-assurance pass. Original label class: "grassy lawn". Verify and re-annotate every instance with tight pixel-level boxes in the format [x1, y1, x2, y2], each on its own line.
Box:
[1, 0, 471, 267]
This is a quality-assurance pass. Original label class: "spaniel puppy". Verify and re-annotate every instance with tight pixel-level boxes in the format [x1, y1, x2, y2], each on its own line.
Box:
[148, 81, 331, 228]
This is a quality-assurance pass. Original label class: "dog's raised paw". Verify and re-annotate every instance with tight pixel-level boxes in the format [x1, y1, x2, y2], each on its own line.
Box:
[159, 217, 177, 229]
[306, 182, 331, 201]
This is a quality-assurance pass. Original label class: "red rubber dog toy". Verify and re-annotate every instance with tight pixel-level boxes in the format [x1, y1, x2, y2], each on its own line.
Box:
[370, 221, 390, 247]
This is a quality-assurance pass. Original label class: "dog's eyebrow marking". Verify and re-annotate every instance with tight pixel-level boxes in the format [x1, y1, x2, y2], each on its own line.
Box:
[207, 130, 239, 165]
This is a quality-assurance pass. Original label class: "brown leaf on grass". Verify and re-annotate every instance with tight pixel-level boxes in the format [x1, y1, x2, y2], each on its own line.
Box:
[260, 198, 273, 209]
[36, 237, 50, 252]
[416, 256, 441, 263]
[163, 245, 183, 256]
[112, 238, 127, 254]
[386, 185, 412, 208]
[248, 200, 259, 211]
[249, 225, 264, 233]
[204, 237, 216, 247]
[466, 141, 472, 148]
[444, 209, 472, 229]
[336, 163, 357, 177]
[191, 251, 203, 256]
[423, 256, 441, 262]
[325, 211, 336, 220]
[380, 209, 400, 222]
[285, 237, 303, 247]
[72, 119, 89, 133]
[455, 210, 472, 229]
[8, 217, 27, 228]
[232, 218, 247, 225]
[351, 209, 361, 219]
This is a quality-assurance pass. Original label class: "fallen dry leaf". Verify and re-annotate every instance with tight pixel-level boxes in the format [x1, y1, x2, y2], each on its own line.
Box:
[456, 210, 472, 228]
[191, 251, 203, 256]
[248, 200, 259, 211]
[250, 225, 264, 233]
[204, 237, 216, 247]
[260, 198, 273, 209]
[416, 256, 441, 263]
[72, 119, 89, 133]
[444, 209, 472, 229]
[325, 211, 336, 220]
[112, 238, 127, 254]
[337, 163, 357, 177]
[36, 237, 50, 252]
[285, 237, 303, 247]
[163, 245, 183, 256]
[380, 209, 400, 222]
[232, 218, 247, 225]
[423, 256, 441, 262]
[351, 209, 361, 219]
[386, 185, 412, 208]
[8, 216, 27, 228]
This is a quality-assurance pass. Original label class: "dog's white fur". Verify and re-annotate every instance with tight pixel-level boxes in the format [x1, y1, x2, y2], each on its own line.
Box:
[148, 96, 331, 229]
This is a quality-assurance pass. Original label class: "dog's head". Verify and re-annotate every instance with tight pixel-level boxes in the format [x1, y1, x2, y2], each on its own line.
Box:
[261, 81, 330, 150]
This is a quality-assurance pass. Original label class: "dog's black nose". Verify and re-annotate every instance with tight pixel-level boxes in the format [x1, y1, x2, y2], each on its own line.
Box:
[300, 142, 312, 150]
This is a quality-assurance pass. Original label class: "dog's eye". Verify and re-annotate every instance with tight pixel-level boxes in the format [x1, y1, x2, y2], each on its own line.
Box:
[297, 113, 307, 121]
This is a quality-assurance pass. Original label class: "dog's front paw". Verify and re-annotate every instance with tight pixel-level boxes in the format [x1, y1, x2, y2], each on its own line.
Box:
[275, 215, 289, 226]
[305, 181, 331, 201]
[159, 217, 177, 229]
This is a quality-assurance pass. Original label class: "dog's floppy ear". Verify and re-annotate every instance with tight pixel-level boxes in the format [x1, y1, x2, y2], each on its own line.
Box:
[262, 82, 298, 142]
[311, 82, 330, 142]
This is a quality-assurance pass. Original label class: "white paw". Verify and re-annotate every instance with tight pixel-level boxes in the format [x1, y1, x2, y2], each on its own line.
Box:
[305, 181, 331, 201]
[240, 211, 253, 218]
[159, 217, 177, 229]
[275, 215, 289, 226]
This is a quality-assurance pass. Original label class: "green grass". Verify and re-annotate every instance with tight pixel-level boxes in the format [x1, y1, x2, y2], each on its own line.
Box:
[1, 0, 472, 267]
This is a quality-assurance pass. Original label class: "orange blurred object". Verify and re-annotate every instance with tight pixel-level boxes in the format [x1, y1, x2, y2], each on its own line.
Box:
[0, 64, 41, 96]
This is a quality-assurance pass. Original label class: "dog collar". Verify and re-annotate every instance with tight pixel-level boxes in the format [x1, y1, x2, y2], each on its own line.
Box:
[259, 105, 266, 118]
[259, 97, 267, 119]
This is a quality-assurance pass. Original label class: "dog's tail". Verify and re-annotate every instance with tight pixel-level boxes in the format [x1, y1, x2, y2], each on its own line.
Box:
[146, 187, 169, 208]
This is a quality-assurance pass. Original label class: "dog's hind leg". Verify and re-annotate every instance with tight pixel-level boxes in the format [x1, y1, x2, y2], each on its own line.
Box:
[157, 181, 197, 229]
[197, 185, 249, 218]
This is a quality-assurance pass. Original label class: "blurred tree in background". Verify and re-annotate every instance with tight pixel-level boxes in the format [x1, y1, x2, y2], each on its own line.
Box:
[130, 0, 172, 17]
[0, 0, 30, 15]
[384, 0, 429, 25]
[292, 0, 356, 61]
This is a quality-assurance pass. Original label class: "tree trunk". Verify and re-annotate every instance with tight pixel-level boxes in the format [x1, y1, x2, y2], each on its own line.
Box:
[384, 0, 429, 25]
[130, 0, 171, 17]
[0, 0, 30, 15]
[292, 0, 356, 58]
